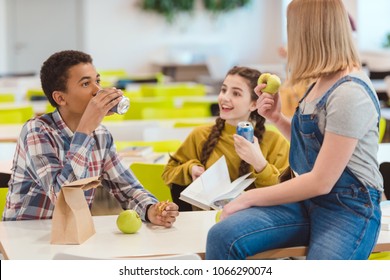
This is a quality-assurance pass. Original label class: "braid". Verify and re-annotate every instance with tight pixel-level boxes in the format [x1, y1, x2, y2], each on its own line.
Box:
[200, 117, 225, 166]
[225, 66, 267, 189]
[251, 112, 266, 143]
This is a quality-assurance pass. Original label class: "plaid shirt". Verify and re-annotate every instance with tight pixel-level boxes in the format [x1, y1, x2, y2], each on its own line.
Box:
[3, 110, 157, 221]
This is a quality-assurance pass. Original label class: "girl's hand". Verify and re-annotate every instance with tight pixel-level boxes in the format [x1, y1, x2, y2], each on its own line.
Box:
[191, 165, 205, 181]
[218, 192, 252, 221]
[254, 84, 282, 124]
[233, 135, 267, 172]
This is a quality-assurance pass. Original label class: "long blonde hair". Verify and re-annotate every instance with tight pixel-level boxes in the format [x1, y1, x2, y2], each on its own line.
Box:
[286, 0, 361, 86]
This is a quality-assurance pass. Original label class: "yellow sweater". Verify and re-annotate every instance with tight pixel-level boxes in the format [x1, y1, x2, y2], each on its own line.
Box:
[162, 123, 290, 188]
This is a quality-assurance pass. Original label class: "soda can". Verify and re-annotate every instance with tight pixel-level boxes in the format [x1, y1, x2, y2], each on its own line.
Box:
[236, 121, 254, 143]
[111, 96, 130, 115]
[96, 89, 130, 115]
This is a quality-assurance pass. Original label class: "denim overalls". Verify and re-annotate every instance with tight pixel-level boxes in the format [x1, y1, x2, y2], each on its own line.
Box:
[289, 75, 382, 259]
[206, 76, 382, 260]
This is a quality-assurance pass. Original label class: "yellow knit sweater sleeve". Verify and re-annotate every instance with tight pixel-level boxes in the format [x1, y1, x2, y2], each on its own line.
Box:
[162, 125, 211, 186]
[254, 130, 290, 187]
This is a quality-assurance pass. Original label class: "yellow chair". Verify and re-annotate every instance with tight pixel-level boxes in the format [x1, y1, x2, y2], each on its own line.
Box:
[369, 252, 390, 260]
[98, 68, 128, 87]
[140, 83, 206, 98]
[379, 117, 386, 143]
[123, 97, 174, 120]
[103, 113, 126, 122]
[0, 93, 15, 103]
[123, 89, 142, 99]
[0, 187, 7, 216]
[115, 139, 182, 154]
[142, 106, 210, 120]
[130, 162, 172, 202]
[173, 121, 214, 127]
[0, 105, 34, 124]
[25, 88, 45, 101]
[45, 102, 56, 113]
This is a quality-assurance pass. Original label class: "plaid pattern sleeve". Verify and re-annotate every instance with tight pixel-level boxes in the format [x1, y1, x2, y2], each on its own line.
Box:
[2, 110, 157, 221]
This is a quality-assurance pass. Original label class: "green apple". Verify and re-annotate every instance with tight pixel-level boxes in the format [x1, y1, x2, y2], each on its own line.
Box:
[215, 210, 222, 223]
[257, 73, 281, 94]
[116, 210, 142, 234]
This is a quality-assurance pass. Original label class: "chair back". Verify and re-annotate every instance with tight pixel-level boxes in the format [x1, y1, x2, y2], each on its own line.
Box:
[0, 93, 15, 103]
[130, 162, 173, 202]
[116, 139, 182, 153]
[0, 187, 8, 217]
[379, 118, 386, 143]
[98, 68, 128, 87]
[174, 121, 214, 127]
[140, 83, 206, 98]
[0, 105, 34, 124]
[123, 97, 174, 120]
[25, 88, 46, 101]
[142, 106, 210, 119]
[181, 101, 214, 117]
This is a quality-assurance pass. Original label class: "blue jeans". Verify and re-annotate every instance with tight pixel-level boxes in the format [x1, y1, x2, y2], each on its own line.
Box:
[206, 185, 381, 259]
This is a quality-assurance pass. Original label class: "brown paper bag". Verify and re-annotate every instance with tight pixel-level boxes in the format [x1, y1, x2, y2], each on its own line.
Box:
[51, 176, 101, 245]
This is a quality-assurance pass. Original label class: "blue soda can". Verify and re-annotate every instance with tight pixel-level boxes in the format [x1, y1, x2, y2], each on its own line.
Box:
[236, 121, 254, 142]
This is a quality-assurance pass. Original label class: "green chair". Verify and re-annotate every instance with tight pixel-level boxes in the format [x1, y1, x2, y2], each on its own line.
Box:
[379, 117, 386, 143]
[140, 83, 206, 98]
[103, 113, 126, 122]
[0, 187, 8, 217]
[115, 139, 182, 154]
[25, 88, 46, 101]
[142, 106, 210, 120]
[123, 89, 143, 99]
[181, 100, 215, 117]
[0, 93, 16, 103]
[122, 97, 174, 120]
[173, 121, 214, 127]
[98, 68, 128, 87]
[0, 105, 34, 124]
[45, 102, 56, 113]
[369, 252, 390, 260]
[130, 162, 173, 202]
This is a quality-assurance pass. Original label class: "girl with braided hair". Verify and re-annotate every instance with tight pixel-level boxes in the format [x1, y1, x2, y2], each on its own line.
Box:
[162, 66, 290, 211]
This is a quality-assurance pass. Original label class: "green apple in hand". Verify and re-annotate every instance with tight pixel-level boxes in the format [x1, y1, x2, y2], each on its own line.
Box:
[257, 73, 281, 94]
[116, 210, 142, 234]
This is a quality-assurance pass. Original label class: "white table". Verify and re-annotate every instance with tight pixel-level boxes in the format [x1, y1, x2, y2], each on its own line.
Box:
[1, 209, 389, 260]
[372, 79, 388, 93]
[0, 124, 21, 142]
[0, 211, 216, 260]
[382, 108, 390, 120]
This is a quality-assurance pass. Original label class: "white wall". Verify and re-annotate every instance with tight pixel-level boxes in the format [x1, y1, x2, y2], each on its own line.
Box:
[1, 0, 389, 77]
[82, 0, 283, 77]
[0, 0, 6, 74]
[357, 0, 390, 51]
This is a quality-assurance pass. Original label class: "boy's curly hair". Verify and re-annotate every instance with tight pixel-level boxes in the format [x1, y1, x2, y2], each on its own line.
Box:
[40, 50, 93, 107]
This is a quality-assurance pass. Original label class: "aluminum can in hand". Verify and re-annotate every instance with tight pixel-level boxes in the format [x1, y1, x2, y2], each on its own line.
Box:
[236, 121, 254, 143]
